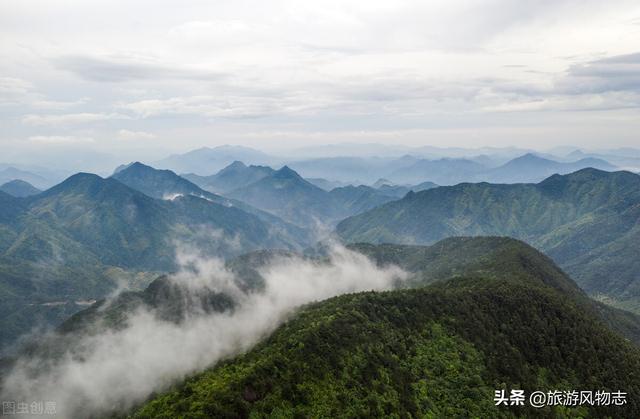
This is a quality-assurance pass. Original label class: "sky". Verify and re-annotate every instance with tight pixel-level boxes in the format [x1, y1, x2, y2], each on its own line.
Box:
[1, 0, 640, 166]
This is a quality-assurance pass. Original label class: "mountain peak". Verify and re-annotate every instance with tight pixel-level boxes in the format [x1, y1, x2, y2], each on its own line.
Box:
[0, 179, 41, 197]
[61, 172, 103, 185]
[38, 172, 120, 199]
[273, 165, 303, 180]
[514, 153, 548, 162]
[115, 162, 183, 181]
[122, 161, 155, 173]
[218, 161, 247, 175]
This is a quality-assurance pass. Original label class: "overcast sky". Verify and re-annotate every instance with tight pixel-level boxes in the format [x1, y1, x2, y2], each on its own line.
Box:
[1, 0, 639, 165]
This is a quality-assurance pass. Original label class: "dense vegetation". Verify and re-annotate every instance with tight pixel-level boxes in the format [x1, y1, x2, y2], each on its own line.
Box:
[0, 170, 306, 351]
[337, 168, 640, 310]
[5, 237, 639, 417]
[129, 277, 640, 418]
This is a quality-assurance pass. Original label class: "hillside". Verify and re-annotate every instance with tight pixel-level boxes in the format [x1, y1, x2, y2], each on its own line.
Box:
[227, 166, 396, 227]
[327, 185, 397, 214]
[126, 237, 640, 418]
[31, 237, 638, 343]
[112, 162, 308, 245]
[183, 161, 275, 194]
[0, 172, 308, 351]
[337, 169, 640, 309]
[0, 180, 41, 197]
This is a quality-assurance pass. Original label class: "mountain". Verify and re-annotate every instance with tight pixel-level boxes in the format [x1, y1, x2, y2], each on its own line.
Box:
[118, 237, 640, 418]
[0, 170, 309, 351]
[182, 161, 275, 194]
[483, 153, 617, 183]
[413, 180, 438, 192]
[306, 178, 350, 191]
[376, 183, 411, 198]
[227, 166, 342, 227]
[0, 180, 41, 197]
[111, 162, 309, 246]
[337, 168, 640, 309]
[112, 161, 222, 201]
[566, 149, 640, 172]
[372, 178, 394, 188]
[286, 156, 418, 184]
[388, 158, 487, 185]
[372, 179, 438, 198]
[327, 185, 397, 215]
[154, 145, 276, 175]
[0, 167, 49, 190]
[227, 167, 397, 227]
[385, 154, 618, 186]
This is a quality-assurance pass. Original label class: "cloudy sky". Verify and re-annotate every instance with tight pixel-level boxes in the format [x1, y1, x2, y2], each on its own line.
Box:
[1, 0, 639, 166]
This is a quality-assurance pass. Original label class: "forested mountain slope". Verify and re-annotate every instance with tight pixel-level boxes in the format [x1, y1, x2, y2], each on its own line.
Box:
[337, 169, 640, 308]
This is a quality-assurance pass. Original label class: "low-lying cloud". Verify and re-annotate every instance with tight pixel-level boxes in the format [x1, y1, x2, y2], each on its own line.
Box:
[1, 245, 406, 418]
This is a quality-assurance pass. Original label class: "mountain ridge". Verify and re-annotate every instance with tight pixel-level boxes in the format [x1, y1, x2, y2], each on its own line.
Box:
[337, 168, 640, 307]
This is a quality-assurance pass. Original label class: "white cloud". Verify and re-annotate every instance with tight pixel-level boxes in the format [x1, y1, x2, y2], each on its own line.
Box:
[1, 245, 407, 418]
[0, 77, 34, 97]
[1, 0, 640, 154]
[28, 135, 95, 144]
[117, 129, 156, 140]
[22, 112, 129, 126]
[119, 94, 321, 119]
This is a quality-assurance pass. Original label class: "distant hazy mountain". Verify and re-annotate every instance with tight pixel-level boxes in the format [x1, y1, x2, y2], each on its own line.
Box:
[183, 161, 275, 194]
[154, 145, 277, 175]
[566, 149, 640, 172]
[287, 156, 418, 184]
[285, 143, 416, 158]
[372, 178, 394, 188]
[482, 153, 617, 183]
[386, 153, 618, 185]
[412, 180, 439, 192]
[153, 146, 620, 186]
[227, 166, 397, 227]
[337, 168, 640, 309]
[376, 184, 410, 198]
[0, 167, 50, 190]
[388, 158, 487, 185]
[306, 178, 350, 191]
[0, 180, 41, 197]
[327, 185, 397, 215]
[227, 166, 343, 227]
[372, 179, 438, 198]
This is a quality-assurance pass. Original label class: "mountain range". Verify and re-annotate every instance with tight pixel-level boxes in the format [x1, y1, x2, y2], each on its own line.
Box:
[0, 166, 310, 351]
[226, 166, 399, 228]
[182, 161, 275, 194]
[337, 168, 640, 310]
[28, 237, 639, 418]
[154, 145, 277, 175]
[147, 145, 622, 187]
[387, 153, 617, 185]
[2, 142, 640, 418]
